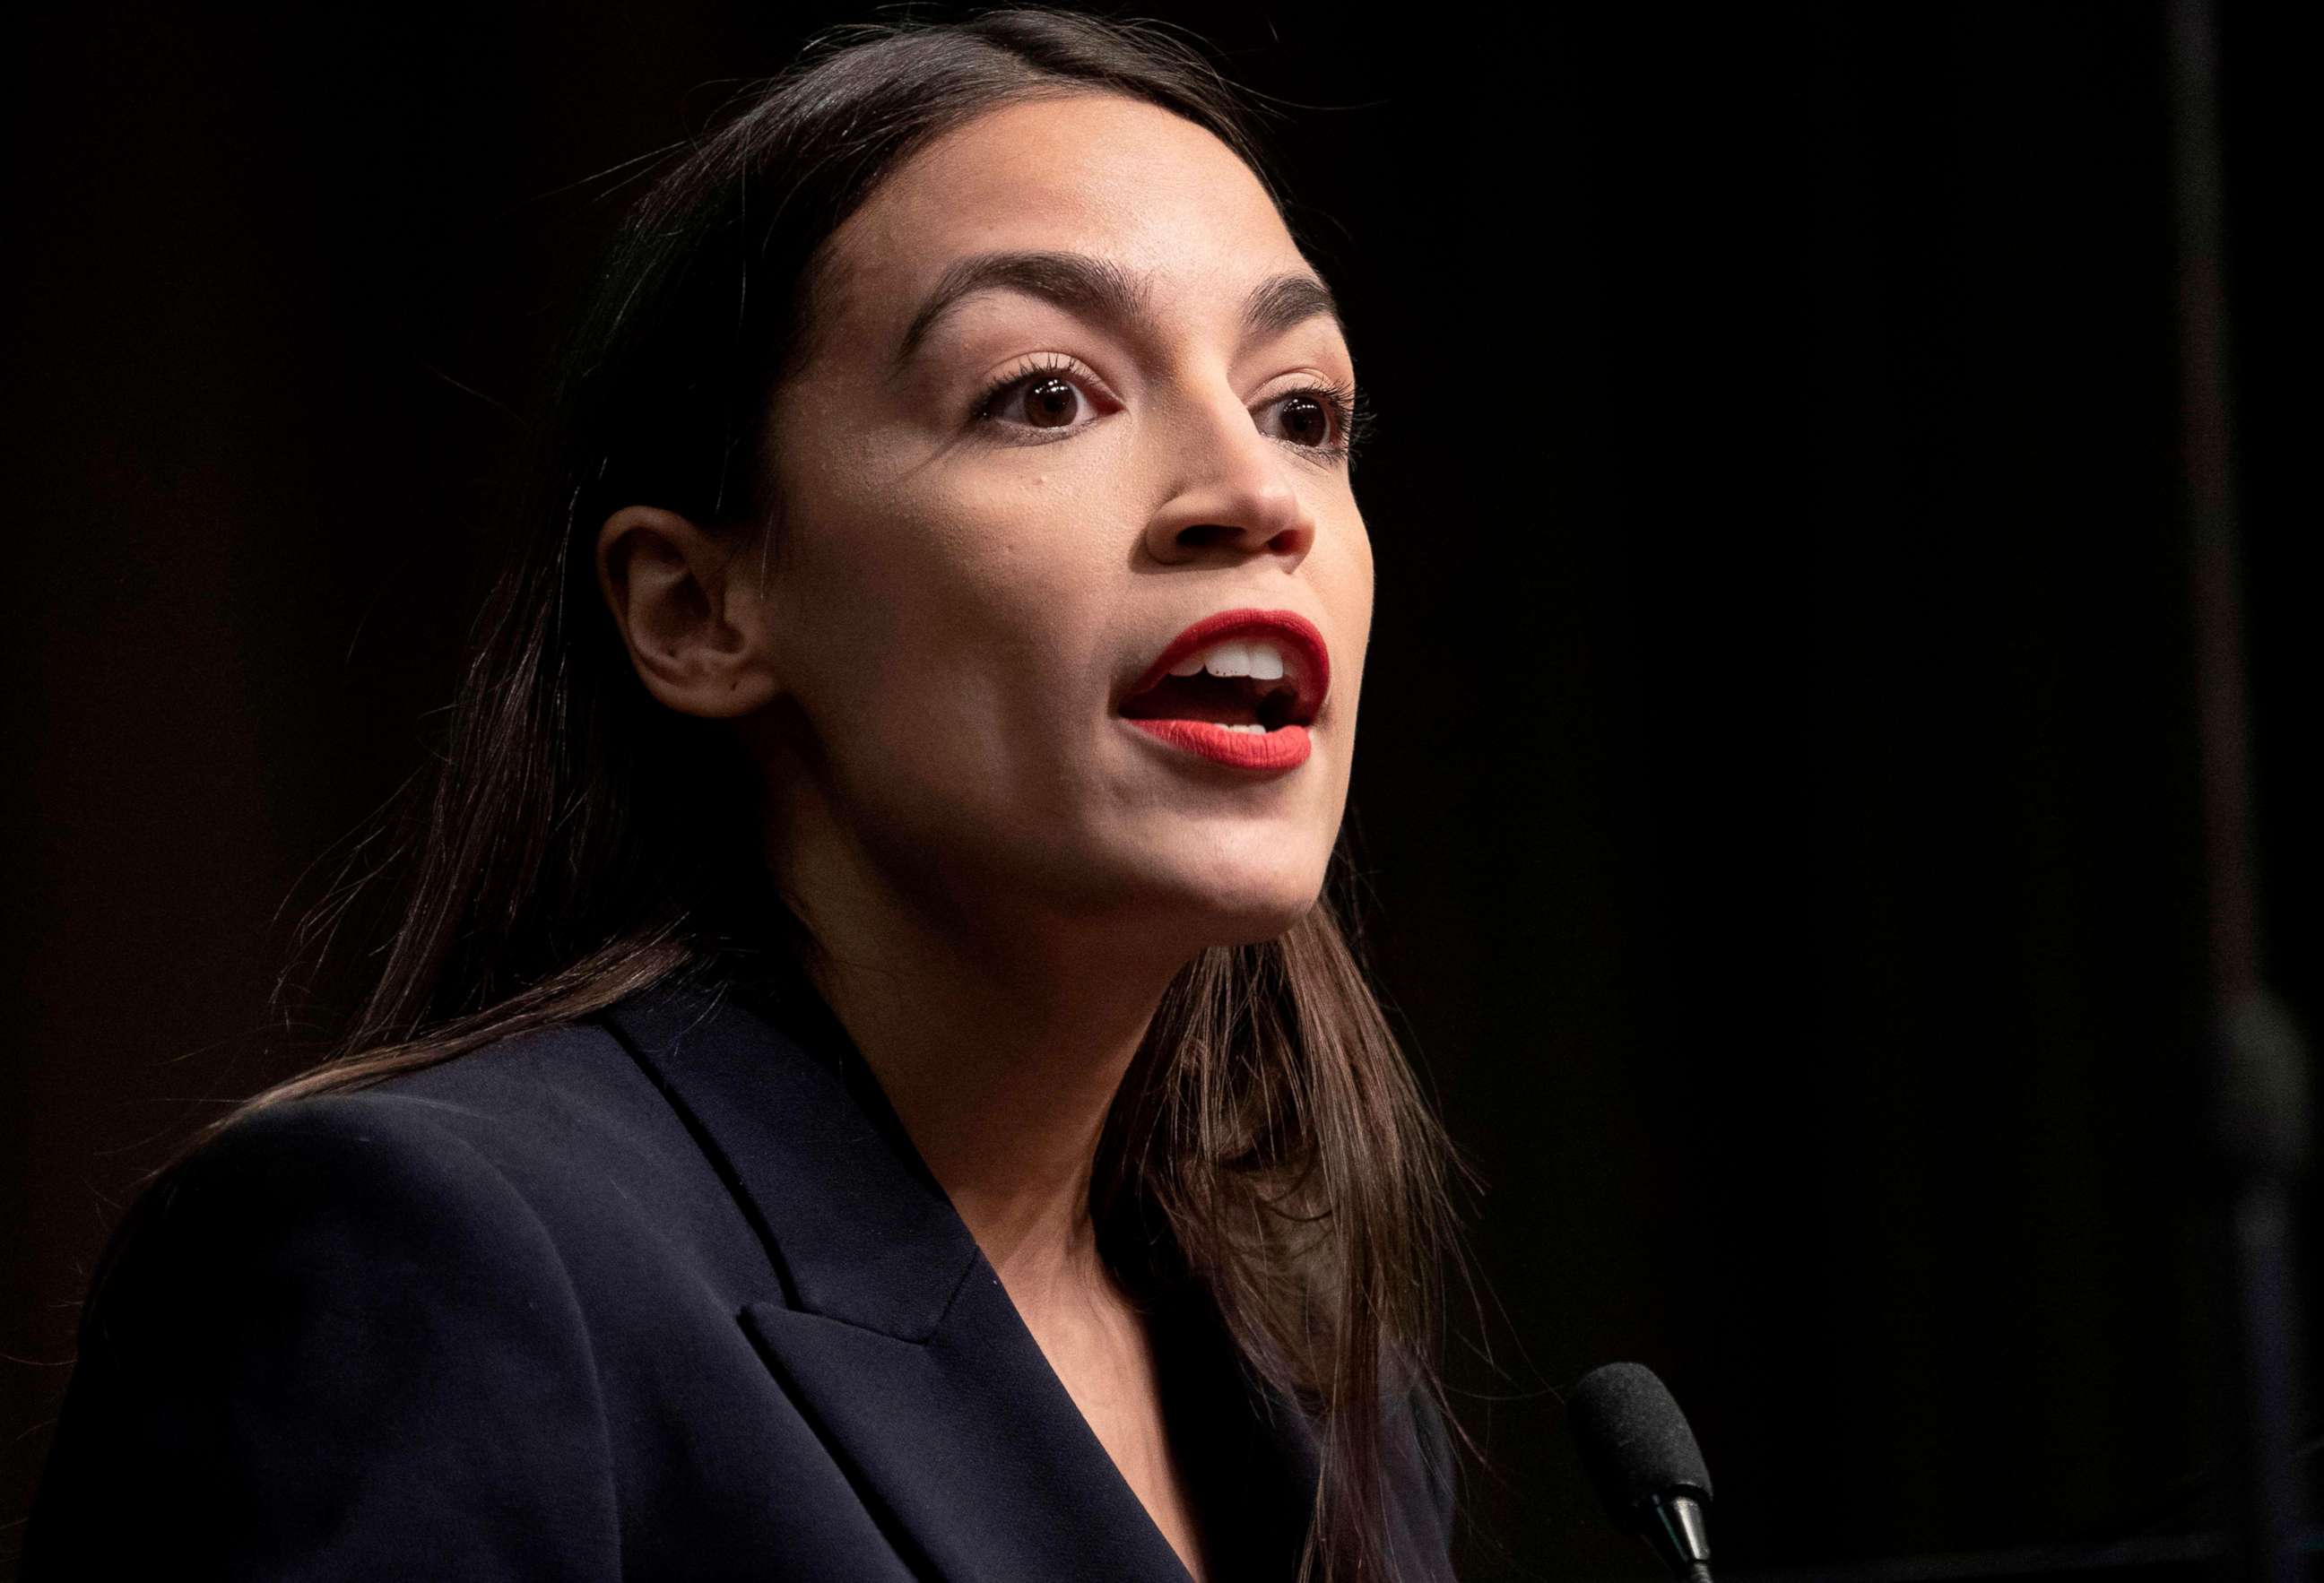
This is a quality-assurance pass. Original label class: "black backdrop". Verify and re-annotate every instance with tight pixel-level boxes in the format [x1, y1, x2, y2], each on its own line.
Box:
[4, 4, 2317, 1579]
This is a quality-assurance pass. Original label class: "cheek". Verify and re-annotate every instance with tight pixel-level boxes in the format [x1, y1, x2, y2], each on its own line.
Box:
[1322, 508, 1374, 706]
[785, 467, 1118, 750]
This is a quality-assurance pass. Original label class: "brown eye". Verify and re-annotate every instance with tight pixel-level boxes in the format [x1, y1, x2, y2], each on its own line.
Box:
[971, 358, 1114, 440]
[1279, 393, 1331, 448]
[1023, 376, 1078, 428]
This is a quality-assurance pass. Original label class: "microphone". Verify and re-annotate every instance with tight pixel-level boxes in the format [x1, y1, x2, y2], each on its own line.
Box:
[1568, 1362, 1716, 1582]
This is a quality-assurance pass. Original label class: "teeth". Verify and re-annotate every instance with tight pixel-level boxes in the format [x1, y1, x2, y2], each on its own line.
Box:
[1166, 637, 1291, 682]
[1217, 722, 1270, 733]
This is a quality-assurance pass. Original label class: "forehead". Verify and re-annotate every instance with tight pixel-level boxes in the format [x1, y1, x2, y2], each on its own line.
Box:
[822, 92, 1308, 339]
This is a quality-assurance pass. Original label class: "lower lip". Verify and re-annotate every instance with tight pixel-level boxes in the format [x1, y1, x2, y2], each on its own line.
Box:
[1123, 718, 1313, 772]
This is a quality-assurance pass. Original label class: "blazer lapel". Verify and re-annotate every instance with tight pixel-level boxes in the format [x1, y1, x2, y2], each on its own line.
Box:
[602, 965, 1212, 1583]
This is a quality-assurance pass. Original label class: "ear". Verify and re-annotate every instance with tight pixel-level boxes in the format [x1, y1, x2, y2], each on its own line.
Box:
[595, 506, 782, 720]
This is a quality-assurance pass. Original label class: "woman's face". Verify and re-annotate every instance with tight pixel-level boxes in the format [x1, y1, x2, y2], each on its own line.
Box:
[755, 91, 1371, 964]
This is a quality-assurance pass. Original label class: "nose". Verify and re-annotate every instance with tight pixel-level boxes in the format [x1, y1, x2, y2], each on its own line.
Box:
[1140, 386, 1319, 566]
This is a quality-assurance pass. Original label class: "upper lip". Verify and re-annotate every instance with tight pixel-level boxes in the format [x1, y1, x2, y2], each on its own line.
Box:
[1118, 608, 1331, 726]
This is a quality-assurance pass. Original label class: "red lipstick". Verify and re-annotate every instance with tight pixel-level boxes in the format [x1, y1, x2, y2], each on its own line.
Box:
[1123, 716, 1314, 771]
[1117, 609, 1330, 774]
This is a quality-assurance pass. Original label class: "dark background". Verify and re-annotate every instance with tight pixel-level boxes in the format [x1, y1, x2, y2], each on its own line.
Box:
[4, 4, 2317, 1578]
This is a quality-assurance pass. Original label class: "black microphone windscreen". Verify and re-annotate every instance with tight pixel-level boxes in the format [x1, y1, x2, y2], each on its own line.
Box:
[1567, 1362, 1713, 1528]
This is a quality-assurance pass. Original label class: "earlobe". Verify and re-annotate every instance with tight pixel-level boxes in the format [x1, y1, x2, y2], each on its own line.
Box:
[595, 506, 782, 720]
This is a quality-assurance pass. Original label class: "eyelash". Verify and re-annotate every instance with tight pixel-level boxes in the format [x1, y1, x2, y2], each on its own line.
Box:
[969, 352, 1373, 466]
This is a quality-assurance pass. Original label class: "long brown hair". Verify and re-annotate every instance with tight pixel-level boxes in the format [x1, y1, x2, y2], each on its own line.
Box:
[195, 10, 1470, 1578]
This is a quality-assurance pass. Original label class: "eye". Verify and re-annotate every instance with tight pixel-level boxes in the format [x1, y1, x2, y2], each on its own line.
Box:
[1261, 380, 1365, 463]
[1018, 376, 1080, 428]
[1273, 390, 1334, 449]
[973, 353, 1110, 438]
[969, 358, 1370, 465]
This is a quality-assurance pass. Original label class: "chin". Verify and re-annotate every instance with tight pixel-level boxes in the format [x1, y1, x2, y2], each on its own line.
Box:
[1205, 907, 1318, 951]
[1054, 829, 1332, 952]
[1179, 861, 1331, 947]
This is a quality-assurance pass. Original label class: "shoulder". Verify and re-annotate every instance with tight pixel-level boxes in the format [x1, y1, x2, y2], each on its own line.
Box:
[1384, 1375, 1461, 1576]
[1409, 1380, 1458, 1530]
[30, 1059, 631, 1576]
[337, 1011, 664, 1171]
[91, 1005, 784, 1358]
[88, 1082, 595, 1375]
[76, 1007, 731, 1362]
[213, 1008, 724, 1222]
[139, 1007, 757, 1295]
[133, 1016, 651, 1268]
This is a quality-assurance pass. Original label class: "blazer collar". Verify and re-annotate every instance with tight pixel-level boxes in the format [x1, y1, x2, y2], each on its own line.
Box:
[601, 958, 973, 1339]
[598, 959, 1323, 1583]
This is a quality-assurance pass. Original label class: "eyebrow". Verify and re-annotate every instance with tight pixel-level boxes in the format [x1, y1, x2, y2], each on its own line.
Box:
[889, 248, 1347, 371]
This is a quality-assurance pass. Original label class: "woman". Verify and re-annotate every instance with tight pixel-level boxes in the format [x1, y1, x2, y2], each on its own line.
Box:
[26, 10, 1466, 1579]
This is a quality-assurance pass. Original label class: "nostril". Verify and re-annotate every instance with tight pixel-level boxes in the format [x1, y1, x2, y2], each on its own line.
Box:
[1172, 517, 1310, 557]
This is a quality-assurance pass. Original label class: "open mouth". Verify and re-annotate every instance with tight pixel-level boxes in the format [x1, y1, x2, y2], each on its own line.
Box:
[1117, 670, 1308, 731]
[1115, 610, 1329, 736]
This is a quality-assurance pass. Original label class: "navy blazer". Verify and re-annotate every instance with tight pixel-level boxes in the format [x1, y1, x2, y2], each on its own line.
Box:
[27, 962, 1457, 1579]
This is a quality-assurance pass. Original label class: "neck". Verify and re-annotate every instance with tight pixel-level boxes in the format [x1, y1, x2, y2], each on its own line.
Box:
[775, 834, 1191, 1320]
[831, 945, 1167, 1310]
